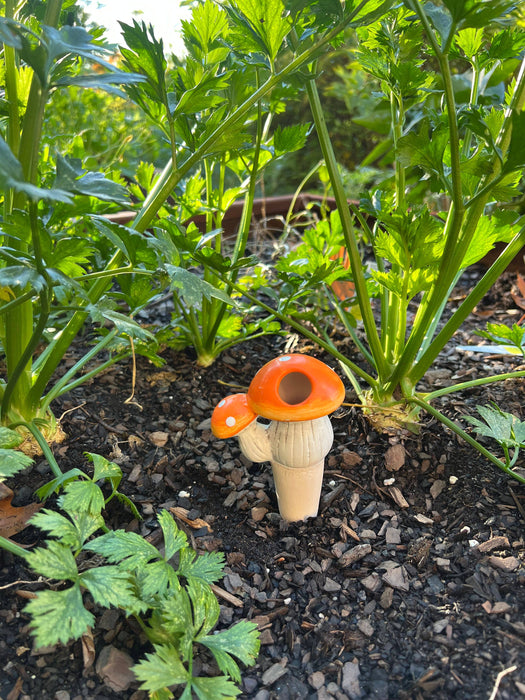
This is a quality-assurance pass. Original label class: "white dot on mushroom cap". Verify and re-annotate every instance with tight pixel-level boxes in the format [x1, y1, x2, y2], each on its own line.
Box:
[218, 399, 226, 407]
[279, 356, 291, 362]
[226, 416, 236, 427]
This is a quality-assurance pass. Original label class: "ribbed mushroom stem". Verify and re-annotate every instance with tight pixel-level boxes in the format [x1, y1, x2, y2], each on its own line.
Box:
[237, 420, 272, 463]
[267, 416, 333, 468]
[267, 416, 334, 522]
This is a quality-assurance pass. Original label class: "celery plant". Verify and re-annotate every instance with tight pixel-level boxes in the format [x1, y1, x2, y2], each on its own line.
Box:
[227, 1, 525, 480]
[307, 2, 525, 406]
[0, 0, 153, 439]
[0, 0, 389, 441]
[116, 1, 380, 366]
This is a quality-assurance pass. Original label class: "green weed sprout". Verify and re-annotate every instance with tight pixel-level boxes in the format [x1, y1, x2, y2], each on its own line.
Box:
[0, 446, 259, 699]
[465, 403, 525, 474]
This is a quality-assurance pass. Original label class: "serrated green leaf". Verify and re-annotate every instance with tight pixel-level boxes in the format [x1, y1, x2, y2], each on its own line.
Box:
[177, 547, 225, 584]
[58, 479, 105, 515]
[80, 566, 137, 608]
[200, 620, 260, 671]
[166, 265, 234, 307]
[29, 510, 76, 542]
[87, 305, 156, 342]
[396, 126, 447, 177]
[0, 265, 46, 293]
[35, 468, 86, 501]
[470, 404, 513, 441]
[455, 27, 483, 58]
[206, 648, 243, 684]
[0, 448, 33, 481]
[228, 0, 290, 64]
[187, 578, 220, 636]
[182, 0, 230, 62]
[461, 213, 521, 268]
[217, 314, 242, 339]
[54, 155, 129, 205]
[273, 123, 310, 156]
[85, 452, 122, 484]
[41, 234, 94, 278]
[25, 584, 94, 648]
[0, 427, 23, 449]
[29, 509, 103, 549]
[159, 587, 194, 637]
[135, 559, 180, 598]
[157, 510, 188, 561]
[169, 69, 230, 117]
[479, 322, 525, 351]
[133, 644, 189, 691]
[24, 540, 79, 581]
[85, 530, 159, 568]
[119, 20, 167, 104]
[192, 675, 241, 700]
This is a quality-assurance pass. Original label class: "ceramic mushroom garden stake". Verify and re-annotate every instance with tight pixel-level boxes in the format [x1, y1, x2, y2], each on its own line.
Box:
[211, 355, 345, 522]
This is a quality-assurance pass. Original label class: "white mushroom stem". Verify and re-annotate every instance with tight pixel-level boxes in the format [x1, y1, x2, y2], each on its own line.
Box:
[237, 420, 272, 463]
[270, 459, 325, 523]
[267, 416, 333, 469]
[237, 415, 334, 522]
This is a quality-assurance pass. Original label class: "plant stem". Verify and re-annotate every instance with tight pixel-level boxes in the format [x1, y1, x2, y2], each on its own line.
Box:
[388, 2, 465, 390]
[304, 60, 389, 381]
[9, 420, 63, 478]
[204, 93, 271, 354]
[330, 294, 375, 368]
[46, 351, 131, 403]
[3, 0, 20, 215]
[228, 277, 377, 386]
[424, 369, 525, 402]
[410, 225, 525, 383]
[0, 534, 27, 558]
[1, 0, 63, 424]
[40, 328, 120, 411]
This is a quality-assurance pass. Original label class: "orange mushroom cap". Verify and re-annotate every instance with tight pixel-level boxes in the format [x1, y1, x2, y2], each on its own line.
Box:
[211, 393, 257, 439]
[246, 354, 345, 422]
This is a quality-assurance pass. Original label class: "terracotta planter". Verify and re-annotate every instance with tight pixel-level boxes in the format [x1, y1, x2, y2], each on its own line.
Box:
[105, 194, 525, 271]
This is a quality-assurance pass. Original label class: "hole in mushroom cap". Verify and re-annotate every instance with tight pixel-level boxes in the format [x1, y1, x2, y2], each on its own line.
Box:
[278, 371, 312, 405]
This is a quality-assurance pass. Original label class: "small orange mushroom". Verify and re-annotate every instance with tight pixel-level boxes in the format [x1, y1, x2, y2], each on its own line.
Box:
[211, 393, 257, 439]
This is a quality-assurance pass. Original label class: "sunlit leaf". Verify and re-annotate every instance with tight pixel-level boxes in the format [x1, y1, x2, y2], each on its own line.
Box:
[133, 644, 189, 691]
[166, 265, 234, 307]
[25, 584, 94, 648]
[0, 448, 33, 482]
[157, 510, 188, 561]
[24, 540, 79, 581]
[58, 480, 105, 516]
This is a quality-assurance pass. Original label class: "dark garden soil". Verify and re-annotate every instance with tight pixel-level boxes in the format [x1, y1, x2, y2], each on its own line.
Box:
[1, 270, 524, 700]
